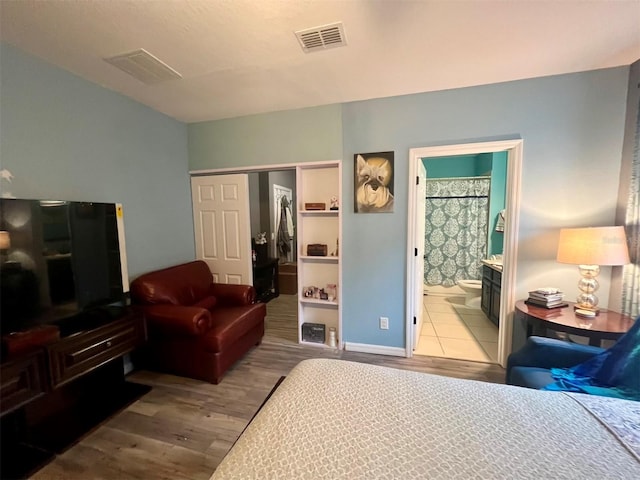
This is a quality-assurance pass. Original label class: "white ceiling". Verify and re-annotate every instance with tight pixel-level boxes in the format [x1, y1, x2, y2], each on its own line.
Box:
[1, 0, 639, 123]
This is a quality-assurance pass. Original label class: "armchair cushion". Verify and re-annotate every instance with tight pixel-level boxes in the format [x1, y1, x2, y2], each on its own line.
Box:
[506, 336, 603, 384]
[193, 295, 217, 311]
[130, 260, 266, 384]
[141, 305, 212, 337]
[201, 305, 267, 353]
[509, 367, 555, 390]
[543, 317, 640, 400]
[508, 317, 640, 400]
[209, 283, 255, 306]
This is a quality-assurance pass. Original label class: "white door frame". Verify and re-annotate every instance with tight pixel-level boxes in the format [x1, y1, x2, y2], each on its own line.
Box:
[406, 139, 523, 367]
[413, 162, 427, 350]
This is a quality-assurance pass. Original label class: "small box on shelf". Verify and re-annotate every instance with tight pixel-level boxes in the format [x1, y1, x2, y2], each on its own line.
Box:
[307, 244, 327, 256]
[304, 203, 326, 211]
[301, 323, 325, 344]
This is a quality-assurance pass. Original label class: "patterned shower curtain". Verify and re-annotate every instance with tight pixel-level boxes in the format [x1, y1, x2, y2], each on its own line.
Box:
[424, 177, 490, 287]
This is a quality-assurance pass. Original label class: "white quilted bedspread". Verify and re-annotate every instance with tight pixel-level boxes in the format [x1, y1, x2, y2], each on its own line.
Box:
[211, 359, 640, 479]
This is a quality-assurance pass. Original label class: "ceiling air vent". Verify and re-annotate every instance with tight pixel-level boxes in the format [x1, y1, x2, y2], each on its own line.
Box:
[295, 22, 347, 53]
[103, 48, 182, 85]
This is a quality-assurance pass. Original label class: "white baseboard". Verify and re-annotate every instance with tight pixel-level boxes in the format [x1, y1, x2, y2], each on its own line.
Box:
[343, 342, 406, 357]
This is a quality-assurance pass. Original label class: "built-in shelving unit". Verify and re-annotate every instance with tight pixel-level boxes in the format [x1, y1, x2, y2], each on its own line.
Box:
[299, 255, 339, 262]
[296, 161, 342, 349]
[300, 210, 339, 216]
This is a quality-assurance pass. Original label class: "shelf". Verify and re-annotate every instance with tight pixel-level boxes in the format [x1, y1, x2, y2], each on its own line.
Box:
[300, 340, 337, 349]
[300, 298, 339, 307]
[299, 255, 339, 262]
[297, 162, 342, 350]
[300, 210, 339, 216]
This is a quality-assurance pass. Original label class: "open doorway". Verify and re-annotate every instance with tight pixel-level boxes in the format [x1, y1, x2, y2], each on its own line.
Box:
[406, 139, 523, 368]
[414, 153, 506, 363]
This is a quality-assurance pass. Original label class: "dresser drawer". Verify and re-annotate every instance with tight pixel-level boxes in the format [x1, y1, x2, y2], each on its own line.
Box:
[48, 317, 145, 388]
[0, 350, 47, 417]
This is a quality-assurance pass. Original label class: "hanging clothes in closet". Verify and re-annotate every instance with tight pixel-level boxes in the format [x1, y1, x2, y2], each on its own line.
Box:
[277, 196, 294, 259]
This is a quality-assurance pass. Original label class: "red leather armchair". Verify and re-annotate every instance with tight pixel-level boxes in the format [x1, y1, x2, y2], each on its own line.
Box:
[130, 260, 266, 384]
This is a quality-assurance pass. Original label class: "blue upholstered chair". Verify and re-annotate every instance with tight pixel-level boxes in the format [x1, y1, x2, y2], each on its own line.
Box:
[507, 317, 640, 400]
[506, 337, 604, 389]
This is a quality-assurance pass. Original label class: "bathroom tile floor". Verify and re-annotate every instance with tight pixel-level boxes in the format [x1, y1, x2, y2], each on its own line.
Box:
[414, 293, 499, 363]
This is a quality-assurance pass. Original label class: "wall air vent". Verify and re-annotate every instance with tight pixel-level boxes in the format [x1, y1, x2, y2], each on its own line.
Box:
[295, 22, 347, 53]
[103, 48, 182, 85]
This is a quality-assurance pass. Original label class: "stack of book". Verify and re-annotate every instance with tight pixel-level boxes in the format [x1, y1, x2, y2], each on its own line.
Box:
[526, 288, 566, 309]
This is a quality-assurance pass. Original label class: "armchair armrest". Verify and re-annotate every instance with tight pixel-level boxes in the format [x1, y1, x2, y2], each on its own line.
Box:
[137, 305, 212, 337]
[506, 336, 603, 384]
[209, 283, 256, 306]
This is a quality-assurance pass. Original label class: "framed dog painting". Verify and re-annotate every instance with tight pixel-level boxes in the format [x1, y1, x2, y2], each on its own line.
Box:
[354, 151, 394, 213]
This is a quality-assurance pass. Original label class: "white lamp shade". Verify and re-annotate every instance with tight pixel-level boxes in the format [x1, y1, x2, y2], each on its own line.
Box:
[0, 231, 10, 250]
[557, 226, 630, 266]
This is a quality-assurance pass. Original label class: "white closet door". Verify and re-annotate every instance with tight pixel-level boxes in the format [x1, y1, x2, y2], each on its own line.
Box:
[191, 174, 252, 285]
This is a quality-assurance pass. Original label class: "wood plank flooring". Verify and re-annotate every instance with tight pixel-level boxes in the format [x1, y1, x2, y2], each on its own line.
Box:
[30, 297, 506, 480]
[262, 293, 298, 345]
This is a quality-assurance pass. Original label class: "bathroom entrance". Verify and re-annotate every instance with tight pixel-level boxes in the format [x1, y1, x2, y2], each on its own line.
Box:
[247, 169, 299, 345]
[417, 154, 504, 363]
[406, 140, 523, 367]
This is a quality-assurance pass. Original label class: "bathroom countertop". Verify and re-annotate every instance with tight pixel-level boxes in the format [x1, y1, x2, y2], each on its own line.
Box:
[481, 260, 503, 272]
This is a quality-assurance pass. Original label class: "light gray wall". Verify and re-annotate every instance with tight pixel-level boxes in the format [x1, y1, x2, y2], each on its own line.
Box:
[0, 43, 195, 278]
[188, 104, 343, 169]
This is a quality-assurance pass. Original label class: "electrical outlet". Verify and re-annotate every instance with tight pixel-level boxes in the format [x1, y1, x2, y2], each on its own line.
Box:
[379, 317, 389, 330]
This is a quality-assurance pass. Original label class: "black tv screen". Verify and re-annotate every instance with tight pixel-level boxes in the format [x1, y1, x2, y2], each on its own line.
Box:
[0, 198, 125, 333]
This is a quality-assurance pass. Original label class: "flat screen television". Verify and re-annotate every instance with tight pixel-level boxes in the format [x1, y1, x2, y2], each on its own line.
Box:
[0, 198, 127, 335]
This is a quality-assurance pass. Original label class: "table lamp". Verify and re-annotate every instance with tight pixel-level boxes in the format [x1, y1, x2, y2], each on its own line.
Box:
[556, 226, 630, 313]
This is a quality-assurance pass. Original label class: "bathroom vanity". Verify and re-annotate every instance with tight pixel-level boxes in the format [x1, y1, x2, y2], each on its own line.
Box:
[481, 263, 502, 327]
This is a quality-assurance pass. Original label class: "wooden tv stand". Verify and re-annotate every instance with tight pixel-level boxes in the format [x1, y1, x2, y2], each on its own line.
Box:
[0, 307, 148, 479]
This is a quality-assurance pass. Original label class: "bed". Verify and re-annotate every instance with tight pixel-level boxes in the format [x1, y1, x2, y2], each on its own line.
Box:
[211, 359, 640, 479]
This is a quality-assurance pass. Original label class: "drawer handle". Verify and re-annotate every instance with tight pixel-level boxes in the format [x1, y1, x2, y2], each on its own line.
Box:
[105, 341, 112, 348]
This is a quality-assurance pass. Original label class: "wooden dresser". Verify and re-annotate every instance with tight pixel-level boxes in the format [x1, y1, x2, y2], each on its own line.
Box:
[0, 308, 148, 479]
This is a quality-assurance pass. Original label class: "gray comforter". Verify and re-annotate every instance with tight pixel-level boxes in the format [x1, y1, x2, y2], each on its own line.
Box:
[212, 359, 640, 479]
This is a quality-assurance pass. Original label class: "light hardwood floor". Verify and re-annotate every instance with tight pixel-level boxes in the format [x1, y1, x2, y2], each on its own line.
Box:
[262, 293, 298, 345]
[31, 310, 506, 480]
[31, 345, 505, 480]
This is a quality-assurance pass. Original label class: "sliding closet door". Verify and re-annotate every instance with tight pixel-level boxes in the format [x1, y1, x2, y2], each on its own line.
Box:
[191, 174, 252, 285]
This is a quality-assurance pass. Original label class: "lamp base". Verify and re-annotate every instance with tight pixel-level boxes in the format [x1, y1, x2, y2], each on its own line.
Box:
[573, 304, 600, 315]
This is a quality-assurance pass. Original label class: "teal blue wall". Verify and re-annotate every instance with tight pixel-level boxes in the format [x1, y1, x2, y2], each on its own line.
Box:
[421, 152, 505, 268]
[422, 154, 477, 178]
[188, 105, 343, 170]
[0, 43, 195, 278]
[476, 153, 493, 176]
[488, 152, 508, 255]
